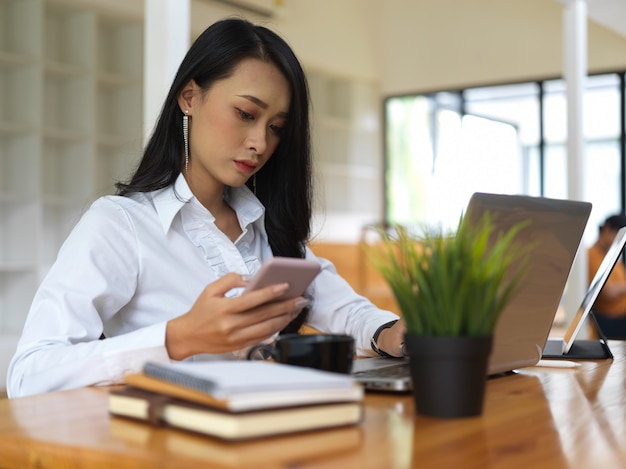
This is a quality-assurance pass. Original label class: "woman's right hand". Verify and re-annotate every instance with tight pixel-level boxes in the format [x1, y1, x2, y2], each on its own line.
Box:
[165, 273, 309, 360]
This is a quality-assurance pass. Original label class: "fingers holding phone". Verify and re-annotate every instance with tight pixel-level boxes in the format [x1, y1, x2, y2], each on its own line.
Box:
[165, 259, 320, 359]
[242, 257, 321, 301]
[232, 256, 320, 335]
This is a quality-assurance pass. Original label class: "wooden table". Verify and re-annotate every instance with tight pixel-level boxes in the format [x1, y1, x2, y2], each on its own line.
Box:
[1, 342, 626, 469]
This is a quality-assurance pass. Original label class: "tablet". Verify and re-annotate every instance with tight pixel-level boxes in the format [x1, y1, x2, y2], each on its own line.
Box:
[563, 226, 626, 353]
[543, 226, 626, 358]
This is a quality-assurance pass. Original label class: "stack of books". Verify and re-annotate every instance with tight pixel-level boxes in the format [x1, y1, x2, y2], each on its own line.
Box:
[109, 361, 364, 441]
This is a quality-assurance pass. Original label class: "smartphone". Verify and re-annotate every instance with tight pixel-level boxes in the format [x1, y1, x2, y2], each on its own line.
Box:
[243, 257, 321, 301]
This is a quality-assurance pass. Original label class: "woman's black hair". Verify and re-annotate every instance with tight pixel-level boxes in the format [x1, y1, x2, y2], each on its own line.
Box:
[116, 18, 312, 333]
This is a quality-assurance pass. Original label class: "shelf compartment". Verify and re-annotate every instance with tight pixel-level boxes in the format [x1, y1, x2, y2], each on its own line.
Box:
[0, 270, 38, 334]
[94, 142, 142, 197]
[97, 18, 142, 80]
[0, 63, 41, 128]
[96, 81, 142, 142]
[43, 71, 92, 135]
[43, 3, 94, 71]
[41, 138, 92, 200]
[308, 71, 353, 120]
[41, 203, 83, 265]
[0, 0, 41, 59]
[0, 134, 39, 197]
[319, 169, 380, 213]
[315, 124, 350, 166]
[0, 51, 36, 67]
[0, 201, 38, 265]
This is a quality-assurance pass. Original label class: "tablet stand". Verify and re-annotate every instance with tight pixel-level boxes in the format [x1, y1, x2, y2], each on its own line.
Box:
[542, 312, 613, 359]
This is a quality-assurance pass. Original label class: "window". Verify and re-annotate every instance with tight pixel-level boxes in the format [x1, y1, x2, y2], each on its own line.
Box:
[385, 72, 626, 242]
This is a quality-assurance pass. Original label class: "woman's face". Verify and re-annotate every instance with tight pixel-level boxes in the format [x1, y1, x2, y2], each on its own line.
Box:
[179, 57, 290, 192]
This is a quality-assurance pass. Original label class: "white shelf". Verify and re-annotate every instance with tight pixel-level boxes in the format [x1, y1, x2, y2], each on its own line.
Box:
[43, 72, 93, 134]
[0, 51, 36, 66]
[0, 134, 39, 196]
[0, 272, 39, 334]
[0, 202, 39, 265]
[98, 72, 141, 87]
[0, 0, 42, 59]
[0, 122, 36, 135]
[43, 3, 95, 70]
[0, 0, 143, 342]
[0, 63, 41, 127]
[308, 68, 382, 241]
[41, 138, 93, 199]
[94, 141, 142, 197]
[96, 17, 142, 79]
[43, 59, 89, 77]
[42, 127, 86, 142]
[41, 204, 84, 264]
[319, 164, 379, 178]
[96, 81, 142, 140]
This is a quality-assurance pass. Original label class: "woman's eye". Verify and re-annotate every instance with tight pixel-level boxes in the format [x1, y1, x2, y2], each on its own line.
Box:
[269, 124, 283, 135]
[237, 108, 254, 120]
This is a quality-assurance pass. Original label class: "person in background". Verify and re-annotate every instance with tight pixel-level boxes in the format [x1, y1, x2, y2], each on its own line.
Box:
[7, 18, 405, 398]
[588, 214, 626, 339]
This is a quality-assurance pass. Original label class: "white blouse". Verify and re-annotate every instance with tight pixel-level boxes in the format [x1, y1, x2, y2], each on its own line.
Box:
[6, 175, 398, 397]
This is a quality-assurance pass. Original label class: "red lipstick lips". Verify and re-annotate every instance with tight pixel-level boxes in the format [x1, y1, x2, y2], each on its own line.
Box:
[234, 160, 258, 173]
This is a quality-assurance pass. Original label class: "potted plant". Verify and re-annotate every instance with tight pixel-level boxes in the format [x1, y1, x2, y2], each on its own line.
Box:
[369, 213, 530, 418]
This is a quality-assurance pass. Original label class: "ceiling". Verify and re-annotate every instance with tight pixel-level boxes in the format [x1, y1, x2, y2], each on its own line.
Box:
[585, 0, 626, 38]
[207, 0, 626, 38]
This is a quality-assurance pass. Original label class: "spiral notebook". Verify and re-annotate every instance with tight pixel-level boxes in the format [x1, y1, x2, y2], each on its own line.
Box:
[125, 360, 363, 412]
[352, 192, 592, 392]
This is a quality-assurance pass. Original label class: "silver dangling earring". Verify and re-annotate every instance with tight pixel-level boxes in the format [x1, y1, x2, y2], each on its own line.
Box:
[183, 109, 189, 174]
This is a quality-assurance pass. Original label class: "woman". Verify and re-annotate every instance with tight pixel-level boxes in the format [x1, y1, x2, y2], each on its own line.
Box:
[7, 18, 404, 398]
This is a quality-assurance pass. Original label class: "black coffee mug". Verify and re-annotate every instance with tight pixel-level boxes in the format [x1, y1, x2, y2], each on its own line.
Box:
[246, 333, 355, 374]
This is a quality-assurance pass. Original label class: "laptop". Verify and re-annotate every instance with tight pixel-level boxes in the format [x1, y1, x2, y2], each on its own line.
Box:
[542, 226, 626, 359]
[352, 192, 592, 392]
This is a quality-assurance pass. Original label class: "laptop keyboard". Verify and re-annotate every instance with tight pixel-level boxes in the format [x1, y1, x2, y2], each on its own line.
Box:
[353, 362, 411, 379]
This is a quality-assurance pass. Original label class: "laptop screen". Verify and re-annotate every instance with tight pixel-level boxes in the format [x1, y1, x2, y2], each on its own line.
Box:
[464, 193, 591, 374]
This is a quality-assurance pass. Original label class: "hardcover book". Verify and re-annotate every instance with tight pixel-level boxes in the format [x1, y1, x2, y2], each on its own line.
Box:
[109, 386, 363, 440]
[109, 410, 363, 464]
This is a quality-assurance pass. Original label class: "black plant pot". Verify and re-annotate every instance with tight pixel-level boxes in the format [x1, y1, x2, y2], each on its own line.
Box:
[404, 335, 493, 418]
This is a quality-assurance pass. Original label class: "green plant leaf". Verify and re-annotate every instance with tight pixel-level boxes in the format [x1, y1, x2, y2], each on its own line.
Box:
[367, 213, 532, 336]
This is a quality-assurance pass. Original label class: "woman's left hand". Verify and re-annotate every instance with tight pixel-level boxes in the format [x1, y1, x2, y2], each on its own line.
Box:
[377, 319, 407, 357]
